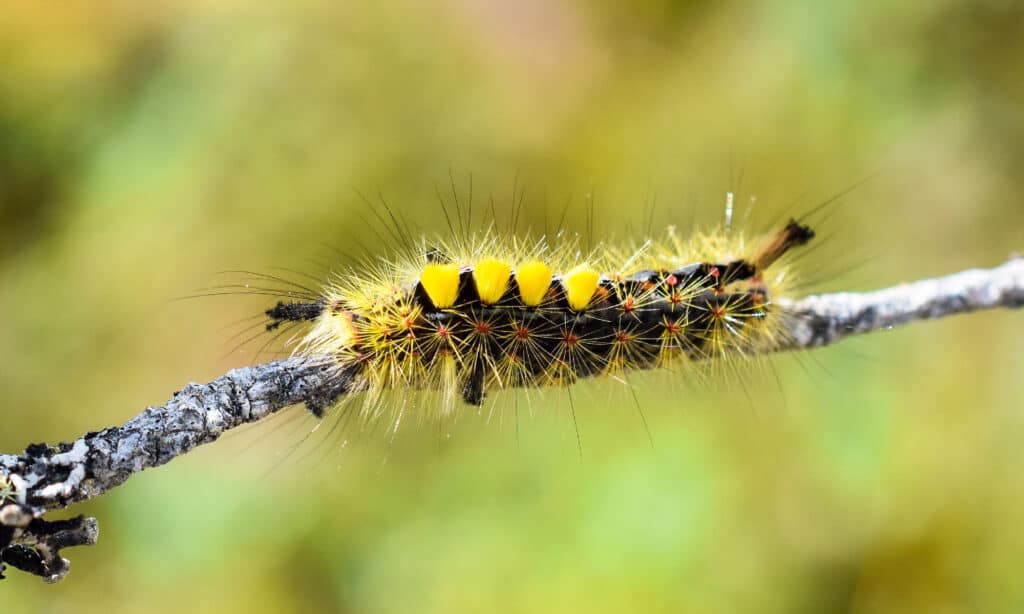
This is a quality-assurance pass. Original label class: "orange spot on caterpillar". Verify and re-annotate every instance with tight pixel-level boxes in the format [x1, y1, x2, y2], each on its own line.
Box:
[663, 321, 682, 335]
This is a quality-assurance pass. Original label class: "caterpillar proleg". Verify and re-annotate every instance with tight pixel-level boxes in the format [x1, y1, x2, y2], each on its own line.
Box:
[264, 212, 815, 417]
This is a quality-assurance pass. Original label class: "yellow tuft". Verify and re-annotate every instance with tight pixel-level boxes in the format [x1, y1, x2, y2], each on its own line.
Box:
[562, 265, 600, 311]
[515, 260, 553, 307]
[473, 259, 512, 304]
[420, 263, 460, 308]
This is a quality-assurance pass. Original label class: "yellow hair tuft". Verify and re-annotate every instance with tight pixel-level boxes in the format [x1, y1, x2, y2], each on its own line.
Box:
[420, 263, 460, 308]
[562, 265, 601, 311]
[473, 259, 512, 304]
[515, 260, 553, 307]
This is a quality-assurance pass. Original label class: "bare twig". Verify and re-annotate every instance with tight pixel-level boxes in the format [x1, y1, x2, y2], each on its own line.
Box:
[778, 257, 1024, 348]
[2, 257, 1022, 582]
[0, 359, 352, 582]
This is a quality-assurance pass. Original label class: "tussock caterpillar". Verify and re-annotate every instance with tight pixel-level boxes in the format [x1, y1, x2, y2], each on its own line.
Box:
[255, 191, 818, 423]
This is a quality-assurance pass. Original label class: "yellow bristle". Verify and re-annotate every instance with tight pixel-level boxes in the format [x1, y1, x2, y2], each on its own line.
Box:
[515, 260, 553, 307]
[473, 259, 512, 304]
[562, 265, 600, 311]
[420, 263, 460, 308]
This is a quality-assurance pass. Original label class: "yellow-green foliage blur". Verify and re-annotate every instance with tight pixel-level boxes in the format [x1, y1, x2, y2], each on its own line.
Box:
[2, 2, 1023, 612]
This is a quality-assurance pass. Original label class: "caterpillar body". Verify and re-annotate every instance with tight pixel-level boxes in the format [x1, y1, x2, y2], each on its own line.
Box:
[265, 218, 815, 416]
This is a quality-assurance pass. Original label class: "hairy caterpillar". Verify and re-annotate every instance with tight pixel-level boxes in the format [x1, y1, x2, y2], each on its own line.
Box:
[260, 202, 815, 419]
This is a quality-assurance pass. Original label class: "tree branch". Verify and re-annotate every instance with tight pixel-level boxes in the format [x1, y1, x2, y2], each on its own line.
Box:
[778, 256, 1024, 349]
[2, 257, 1022, 582]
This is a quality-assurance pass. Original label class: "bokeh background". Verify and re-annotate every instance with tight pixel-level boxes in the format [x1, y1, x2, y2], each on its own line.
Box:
[3, 1, 1023, 612]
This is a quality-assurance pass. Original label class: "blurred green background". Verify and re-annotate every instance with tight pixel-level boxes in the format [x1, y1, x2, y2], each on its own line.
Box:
[2, 1, 1023, 612]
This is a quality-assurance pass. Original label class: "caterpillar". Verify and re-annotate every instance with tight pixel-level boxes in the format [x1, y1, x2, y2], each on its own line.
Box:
[261, 207, 815, 419]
